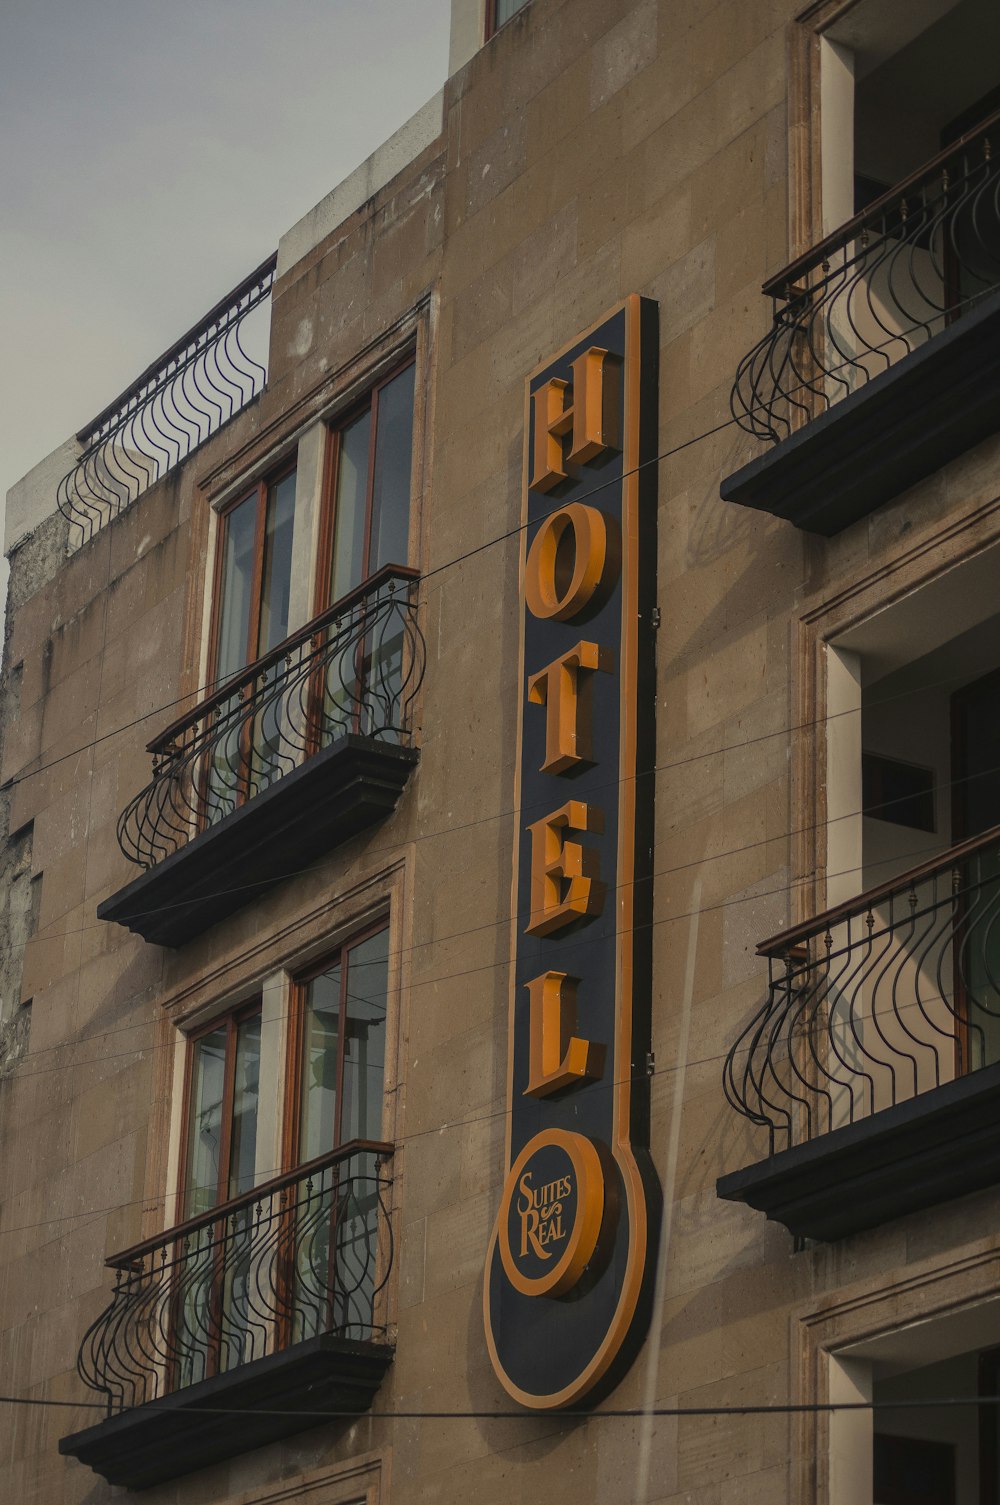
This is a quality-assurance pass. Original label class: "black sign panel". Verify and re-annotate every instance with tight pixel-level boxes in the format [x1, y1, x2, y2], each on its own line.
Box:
[483, 296, 660, 1409]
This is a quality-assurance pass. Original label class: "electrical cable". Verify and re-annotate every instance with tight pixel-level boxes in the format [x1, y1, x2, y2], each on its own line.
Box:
[3, 286, 988, 801]
[3, 823, 973, 1086]
[5, 673, 997, 970]
[2, 1392, 1000, 1419]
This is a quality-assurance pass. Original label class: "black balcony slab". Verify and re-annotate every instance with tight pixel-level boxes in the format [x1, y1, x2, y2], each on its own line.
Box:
[59, 1334, 393, 1491]
[717, 1060, 1000, 1242]
[721, 289, 1000, 535]
[98, 734, 418, 947]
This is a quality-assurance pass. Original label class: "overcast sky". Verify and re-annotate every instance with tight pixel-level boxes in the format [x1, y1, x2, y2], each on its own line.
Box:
[0, 0, 451, 605]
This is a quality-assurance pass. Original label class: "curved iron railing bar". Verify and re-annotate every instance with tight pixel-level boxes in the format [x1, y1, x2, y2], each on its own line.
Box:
[970, 881, 1000, 1018]
[773, 949, 835, 1137]
[805, 927, 860, 1120]
[227, 316, 268, 397]
[233, 1193, 299, 1354]
[124, 1260, 174, 1404]
[754, 961, 809, 1141]
[185, 337, 228, 437]
[953, 861, 1000, 1065]
[880, 890, 942, 1098]
[103, 1262, 161, 1412]
[854, 902, 918, 1106]
[722, 988, 779, 1132]
[127, 392, 175, 484]
[222, 1210, 273, 1372]
[77, 1270, 128, 1415]
[170, 358, 215, 451]
[92, 1272, 143, 1412]
[898, 876, 963, 1087]
[879, 198, 940, 340]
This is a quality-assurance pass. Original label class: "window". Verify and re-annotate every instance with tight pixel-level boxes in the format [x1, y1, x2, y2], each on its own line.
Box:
[181, 1001, 262, 1219]
[288, 923, 390, 1165]
[176, 999, 264, 1385]
[212, 462, 296, 682]
[171, 922, 393, 1376]
[486, 0, 531, 39]
[321, 361, 415, 610]
[286, 925, 390, 1343]
[177, 924, 391, 1220]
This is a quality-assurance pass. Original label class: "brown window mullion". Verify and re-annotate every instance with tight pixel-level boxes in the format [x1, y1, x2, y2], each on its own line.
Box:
[358, 384, 380, 583]
[350, 398, 383, 737]
[235, 482, 270, 807]
[201, 1015, 240, 1379]
[319, 957, 352, 1334]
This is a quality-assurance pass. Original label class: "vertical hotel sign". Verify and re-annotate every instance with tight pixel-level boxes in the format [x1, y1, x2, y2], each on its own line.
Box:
[484, 296, 660, 1409]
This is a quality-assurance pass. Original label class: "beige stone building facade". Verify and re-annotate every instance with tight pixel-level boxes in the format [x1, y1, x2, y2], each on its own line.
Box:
[4, 1, 1000, 1501]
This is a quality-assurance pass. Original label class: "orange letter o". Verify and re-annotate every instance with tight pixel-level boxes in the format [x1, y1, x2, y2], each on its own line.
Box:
[524, 504, 610, 622]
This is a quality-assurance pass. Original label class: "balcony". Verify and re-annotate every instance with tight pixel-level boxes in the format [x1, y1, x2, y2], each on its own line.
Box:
[99, 566, 424, 947]
[717, 827, 1000, 1241]
[59, 253, 276, 549]
[59, 1142, 394, 1491]
[722, 109, 1000, 535]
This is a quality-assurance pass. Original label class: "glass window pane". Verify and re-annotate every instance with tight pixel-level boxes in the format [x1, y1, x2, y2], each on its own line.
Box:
[299, 964, 342, 1161]
[184, 1027, 227, 1217]
[495, 0, 530, 27]
[340, 929, 389, 1143]
[258, 470, 296, 655]
[331, 412, 371, 604]
[228, 1012, 261, 1199]
[215, 494, 258, 680]
[369, 366, 415, 575]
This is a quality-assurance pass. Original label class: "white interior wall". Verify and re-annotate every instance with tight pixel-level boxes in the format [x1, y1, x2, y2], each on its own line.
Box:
[826, 646, 863, 904]
[861, 681, 952, 890]
[820, 38, 856, 235]
[829, 1354, 874, 1505]
[873, 1351, 981, 1504]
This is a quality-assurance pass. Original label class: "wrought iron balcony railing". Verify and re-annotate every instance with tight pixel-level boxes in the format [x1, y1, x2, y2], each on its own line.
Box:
[731, 109, 1000, 445]
[723, 826, 1000, 1157]
[77, 1141, 393, 1418]
[117, 565, 423, 871]
[58, 252, 276, 548]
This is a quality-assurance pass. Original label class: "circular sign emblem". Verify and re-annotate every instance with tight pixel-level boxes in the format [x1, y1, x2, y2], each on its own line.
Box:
[497, 1129, 605, 1297]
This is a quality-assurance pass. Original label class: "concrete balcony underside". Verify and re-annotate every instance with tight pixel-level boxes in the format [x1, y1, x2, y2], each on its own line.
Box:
[59, 1335, 394, 1491]
[716, 1060, 1000, 1242]
[721, 288, 1000, 536]
[97, 734, 419, 947]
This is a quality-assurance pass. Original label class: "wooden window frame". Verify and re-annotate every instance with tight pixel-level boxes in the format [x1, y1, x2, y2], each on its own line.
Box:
[177, 998, 264, 1217]
[283, 917, 391, 1172]
[171, 998, 264, 1388]
[981, 1347, 1000, 1505]
[208, 456, 298, 687]
[314, 355, 417, 615]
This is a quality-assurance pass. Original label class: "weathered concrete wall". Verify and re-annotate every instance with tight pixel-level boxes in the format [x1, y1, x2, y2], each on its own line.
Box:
[4, 1, 1000, 1502]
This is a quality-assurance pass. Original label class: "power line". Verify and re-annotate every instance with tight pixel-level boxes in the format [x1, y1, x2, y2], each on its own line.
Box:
[4, 825, 964, 1086]
[0, 818, 979, 1240]
[3, 1392, 1000, 1419]
[0, 1035, 746, 1239]
[6, 665, 995, 971]
[2, 291, 976, 801]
